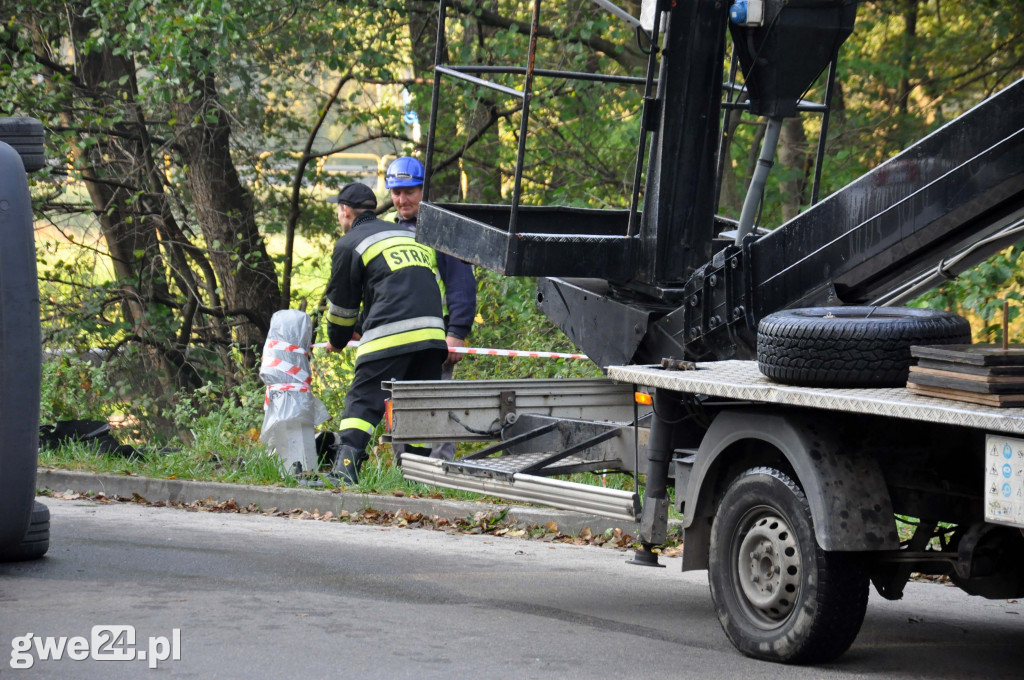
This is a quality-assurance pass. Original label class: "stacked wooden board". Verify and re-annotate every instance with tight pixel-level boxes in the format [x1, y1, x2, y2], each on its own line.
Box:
[907, 345, 1024, 407]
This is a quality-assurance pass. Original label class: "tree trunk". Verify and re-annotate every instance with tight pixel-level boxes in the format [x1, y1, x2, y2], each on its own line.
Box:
[777, 117, 809, 221]
[174, 72, 280, 363]
[896, 0, 920, 117]
[717, 109, 744, 216]
[68, 13, 202, 392]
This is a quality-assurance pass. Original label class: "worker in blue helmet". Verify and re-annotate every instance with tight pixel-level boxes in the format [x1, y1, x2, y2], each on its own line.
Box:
[385, 156, 477, 462]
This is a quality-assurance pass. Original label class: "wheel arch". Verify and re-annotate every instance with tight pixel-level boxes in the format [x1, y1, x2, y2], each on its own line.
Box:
[681, 408, 899, 571]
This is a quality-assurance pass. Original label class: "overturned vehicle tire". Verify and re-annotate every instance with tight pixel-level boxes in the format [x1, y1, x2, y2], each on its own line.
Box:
[0, 501, 49, 563]
[757, 306, 970, 387]
[0, 117, 46, 560]
[0, 117, 45, 171]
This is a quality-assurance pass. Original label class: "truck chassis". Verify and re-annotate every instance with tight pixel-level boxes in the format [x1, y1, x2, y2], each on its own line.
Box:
[387, 361, 1024, 662]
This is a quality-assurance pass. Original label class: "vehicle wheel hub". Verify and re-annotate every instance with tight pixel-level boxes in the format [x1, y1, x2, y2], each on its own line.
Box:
[736, 514, 800, 621]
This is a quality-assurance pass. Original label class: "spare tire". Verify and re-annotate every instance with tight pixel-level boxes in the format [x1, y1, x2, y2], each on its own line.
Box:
[0, 117, 45, 172]
[757, 306, 971, 387]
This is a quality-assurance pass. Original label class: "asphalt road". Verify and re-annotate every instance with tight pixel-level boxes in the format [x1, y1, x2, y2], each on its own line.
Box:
[1, 498, 1022, 679]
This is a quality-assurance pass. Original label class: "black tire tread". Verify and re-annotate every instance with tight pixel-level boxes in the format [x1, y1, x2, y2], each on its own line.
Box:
[0, 117, 45, 171]
[0, 501, 50, 562]
[757, 307, 970, 387]
[709, 467, 868, 664]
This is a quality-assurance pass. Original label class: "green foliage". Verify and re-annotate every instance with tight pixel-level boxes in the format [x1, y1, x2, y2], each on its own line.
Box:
[40, 356, 120, 424]
[720, 1, 1024, 225]
[914, 243, 1024, 343]
[456, 270, 603, 381]
[40, 375, 283, 485]
[171, 379, 265, 446]
[309, 346, 357, 428]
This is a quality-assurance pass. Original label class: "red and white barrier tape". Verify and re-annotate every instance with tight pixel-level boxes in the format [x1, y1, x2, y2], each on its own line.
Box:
[266, 383, 311, 392]
[264, 382, 311, 406]
[261, 357, 312, 384]
[265, 339, 308, 355]
[450, 346, 588, 360]
[311, 341, 588, 361]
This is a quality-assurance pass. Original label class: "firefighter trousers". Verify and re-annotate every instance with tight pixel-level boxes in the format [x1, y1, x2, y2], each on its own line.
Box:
[338, 347, 447, 463]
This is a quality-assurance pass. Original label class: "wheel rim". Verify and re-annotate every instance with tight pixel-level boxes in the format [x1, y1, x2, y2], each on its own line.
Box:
[733, 509, 801, 628]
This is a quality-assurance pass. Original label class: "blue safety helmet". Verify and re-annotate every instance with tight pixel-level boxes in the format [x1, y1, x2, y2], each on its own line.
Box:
[385, 156, 425, 189]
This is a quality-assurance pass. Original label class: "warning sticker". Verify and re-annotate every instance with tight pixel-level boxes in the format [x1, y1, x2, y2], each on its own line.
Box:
[984, 434, 1024, 528]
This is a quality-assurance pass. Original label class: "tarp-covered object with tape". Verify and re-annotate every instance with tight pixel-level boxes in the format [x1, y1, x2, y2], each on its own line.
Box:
[259, 310, 329, 475]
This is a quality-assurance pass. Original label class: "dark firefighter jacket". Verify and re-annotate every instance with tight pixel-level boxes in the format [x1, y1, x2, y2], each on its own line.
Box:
[398, 216, 477, 340]
[325, 212, 447, 365]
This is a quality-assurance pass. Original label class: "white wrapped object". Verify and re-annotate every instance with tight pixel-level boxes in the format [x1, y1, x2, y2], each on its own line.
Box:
[640, 0, 667, 32]
[259, 310, 330, 475]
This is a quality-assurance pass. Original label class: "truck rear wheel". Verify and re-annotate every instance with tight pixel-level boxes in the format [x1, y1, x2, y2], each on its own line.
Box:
[708, 467, 868, 664]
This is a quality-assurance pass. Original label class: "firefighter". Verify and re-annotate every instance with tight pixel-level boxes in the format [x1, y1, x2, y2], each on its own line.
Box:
[321, 182, 448, 484]
[385, 156, 477, 460]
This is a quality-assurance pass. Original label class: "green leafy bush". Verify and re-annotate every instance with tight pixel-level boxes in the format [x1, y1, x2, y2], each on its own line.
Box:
[40, 355, 120, 424]
[455, 270, 603, 381]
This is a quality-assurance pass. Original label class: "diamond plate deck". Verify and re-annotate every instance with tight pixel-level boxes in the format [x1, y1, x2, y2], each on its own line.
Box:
[608, 360, 1024, 435]
[454, 452, 600, 475]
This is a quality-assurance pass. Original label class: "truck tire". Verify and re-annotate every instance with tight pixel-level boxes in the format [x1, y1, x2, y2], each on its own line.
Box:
[0, 117, 45, 172]
[708, 467, 868, 664]
[0, 118, 44, 555]
[757, 306, 970, 387]
[0, 501, 50, 562]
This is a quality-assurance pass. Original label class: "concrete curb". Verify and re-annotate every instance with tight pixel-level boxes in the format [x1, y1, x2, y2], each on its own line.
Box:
[36, 469, 642, 536]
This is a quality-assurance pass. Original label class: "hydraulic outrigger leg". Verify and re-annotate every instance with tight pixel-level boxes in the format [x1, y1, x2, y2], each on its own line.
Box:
[628, 389, 684, 567]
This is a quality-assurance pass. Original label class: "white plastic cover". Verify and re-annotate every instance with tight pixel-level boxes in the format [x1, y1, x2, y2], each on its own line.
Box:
[259, 310, 329, 464]
[640, 0, 667, 32]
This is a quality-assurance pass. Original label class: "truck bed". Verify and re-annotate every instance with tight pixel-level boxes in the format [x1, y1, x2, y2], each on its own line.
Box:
[607, 360, 1024, 436]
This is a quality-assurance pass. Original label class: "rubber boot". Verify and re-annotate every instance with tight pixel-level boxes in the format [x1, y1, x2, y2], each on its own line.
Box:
[327, 443, 364, 485]
[314, 431, 339, 468]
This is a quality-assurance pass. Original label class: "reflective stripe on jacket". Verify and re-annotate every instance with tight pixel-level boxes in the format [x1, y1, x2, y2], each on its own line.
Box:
[325, 213, 447, 364]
